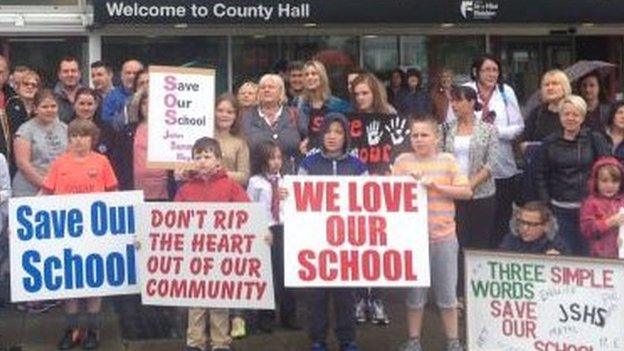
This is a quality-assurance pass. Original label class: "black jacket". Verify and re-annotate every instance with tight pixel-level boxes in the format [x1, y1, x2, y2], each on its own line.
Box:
[4, 94, 27, 176]
[535, 128, 610, 203]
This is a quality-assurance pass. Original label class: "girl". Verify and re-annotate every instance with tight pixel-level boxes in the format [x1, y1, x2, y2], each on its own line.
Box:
[214, 93, 250, 185]
[43, 119, 118, 350]
[72, 87, 116, 163]
[392, 117, 472, 351]
[580, 157, 624, 258]
[246, 141, 299, 333]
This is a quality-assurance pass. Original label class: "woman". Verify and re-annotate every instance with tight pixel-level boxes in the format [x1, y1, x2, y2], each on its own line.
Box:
[386, 68, 407, 110]
[464, 54, 524, 248]
[237, 81, 259, 116]
[132, 90, 170, 201]
[523, 69, 571, 143]
[349, 72, 394, 326]
[535, 94, 610, 255]
[243, 73, 301, 331]
[72, 87, 116, 163]
[430, 68, 455, 123]
[605, 102, 624, 164]
[13, 89, 68, 197]
[578, 71, 610, 132]
[5, 69, 40, 176]
[299, 60, 352, 154]
[399, 68, 432, 117]
[441, 86, 498, 248]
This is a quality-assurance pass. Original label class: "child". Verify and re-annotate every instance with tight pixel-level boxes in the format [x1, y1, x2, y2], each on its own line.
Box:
[499, 201, 569, 254]
[177, 137, 249, 351]
[392, 117, 472, 351]
[580, 156, 624, 258]
[298, 112, 367, 351]
[246, 141, 299, 333]
[42, 119, 118, 350]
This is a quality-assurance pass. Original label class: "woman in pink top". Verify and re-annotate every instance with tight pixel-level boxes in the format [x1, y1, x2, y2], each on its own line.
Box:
[133, 90, 169, 200]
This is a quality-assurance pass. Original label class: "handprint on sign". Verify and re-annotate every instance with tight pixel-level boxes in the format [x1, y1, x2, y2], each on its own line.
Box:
[385, 117, 409, 145]
[366, 120, 383, 145]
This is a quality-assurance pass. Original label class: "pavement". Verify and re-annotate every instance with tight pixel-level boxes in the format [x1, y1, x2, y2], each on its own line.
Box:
[0, 291, 458, 351]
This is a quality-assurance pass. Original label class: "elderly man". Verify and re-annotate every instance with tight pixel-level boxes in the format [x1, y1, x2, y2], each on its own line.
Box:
[102, 59, 143, 129]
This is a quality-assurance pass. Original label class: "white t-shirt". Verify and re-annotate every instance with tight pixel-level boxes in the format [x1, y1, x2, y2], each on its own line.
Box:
[454, 135, 471, 177]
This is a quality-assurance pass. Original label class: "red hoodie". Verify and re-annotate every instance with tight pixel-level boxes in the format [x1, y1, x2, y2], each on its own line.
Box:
[580, 157, 624, 258]
[175, 169, 249, 203]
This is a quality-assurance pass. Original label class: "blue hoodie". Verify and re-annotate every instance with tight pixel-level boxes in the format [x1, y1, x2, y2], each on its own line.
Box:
[298, 112, 367, 176]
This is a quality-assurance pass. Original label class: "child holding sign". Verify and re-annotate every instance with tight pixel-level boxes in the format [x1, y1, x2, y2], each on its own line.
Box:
[580, 156, 624, 258]
[176, 137, 249, 351]
[392, 117, 472, 351]
[42, 119, 118, 350]
[298, 112, 367, 351]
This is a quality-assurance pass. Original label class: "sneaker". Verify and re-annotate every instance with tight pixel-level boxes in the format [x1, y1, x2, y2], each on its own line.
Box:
[211, 347, 232, 351]
[370, 299, 390, 325]
[354, 298, 367, 324]
[340, 341, 360, 351]
[445, 339, 464, 351]
[230, 316, 246, 339]
[397, 338, 422, 351]
[311, 342, 327, 351]
[57, 328, 82, 350]
[81, 329, 98, 350]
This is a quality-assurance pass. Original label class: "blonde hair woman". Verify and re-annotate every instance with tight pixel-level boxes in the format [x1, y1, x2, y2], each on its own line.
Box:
[534, 94, 610, 255]
[523, 69, 572, 143]
[298, 60, 352, 154]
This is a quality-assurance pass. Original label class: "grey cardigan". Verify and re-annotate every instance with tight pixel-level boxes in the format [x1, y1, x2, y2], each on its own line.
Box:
[440, 117, 498, 199]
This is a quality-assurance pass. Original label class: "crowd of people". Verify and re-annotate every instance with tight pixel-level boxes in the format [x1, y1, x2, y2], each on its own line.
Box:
[0, 51, 621, 351]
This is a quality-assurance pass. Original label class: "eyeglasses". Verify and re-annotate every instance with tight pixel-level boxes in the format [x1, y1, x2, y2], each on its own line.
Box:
[518, 219, 545, 228]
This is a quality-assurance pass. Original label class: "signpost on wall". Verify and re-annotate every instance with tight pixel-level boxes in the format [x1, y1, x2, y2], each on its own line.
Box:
[465, 250, 624, 351]
[148, 65, 215, 169]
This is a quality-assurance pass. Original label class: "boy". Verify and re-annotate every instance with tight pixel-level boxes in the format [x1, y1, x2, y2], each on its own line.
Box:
[500, 201, 569, 255]
[298, 112, 367, 351]
[392, 117, 472, 351]
[177, 137, 249, 351]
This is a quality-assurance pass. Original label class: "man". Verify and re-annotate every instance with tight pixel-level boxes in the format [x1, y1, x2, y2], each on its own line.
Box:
[102, 59, 143, 129]
[54, 56, 84, 123]
[286, 61, 305, 107]
[90, 61, 114, 101]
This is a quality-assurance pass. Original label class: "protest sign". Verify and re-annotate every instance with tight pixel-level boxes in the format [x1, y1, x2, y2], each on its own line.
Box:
[465, 250, 624, 351]
[347, 113, 411, 175]
[619, 208, 624, 259]
[283, 175, 429, 287]
[9, 191, 143, 302]
[138, 202, 274, 309]
[148, 65, 215, 169]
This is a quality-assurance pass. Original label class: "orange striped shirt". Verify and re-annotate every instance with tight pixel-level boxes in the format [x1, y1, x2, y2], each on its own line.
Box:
[393, 152, 468, 242]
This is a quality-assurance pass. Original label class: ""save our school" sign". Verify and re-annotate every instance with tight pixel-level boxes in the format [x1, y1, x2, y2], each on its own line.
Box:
[9, 191, 143, 302]
[283, 176, 429, 287]
[465, 250, 624, 351]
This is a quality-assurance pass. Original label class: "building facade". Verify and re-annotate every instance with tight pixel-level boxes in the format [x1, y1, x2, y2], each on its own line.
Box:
[0, 0, 622, 104]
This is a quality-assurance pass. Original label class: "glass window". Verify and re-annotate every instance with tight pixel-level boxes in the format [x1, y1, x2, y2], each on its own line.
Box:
[362, 36, 398, 82]
[7, 37, 87, 88]
[232, 35, 358, 98]
[102, 36, 228, 94]
[400, 36, 429, 84]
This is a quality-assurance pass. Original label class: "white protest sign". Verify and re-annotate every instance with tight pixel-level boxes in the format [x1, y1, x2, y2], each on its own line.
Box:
[283, 175, 429, 287]
[148, 65, 215, 168]
[9, 191, 143, 302]
[138, 202, 274, 309]
[466, 250, 624, 351]
[618, 208, 624, 259]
